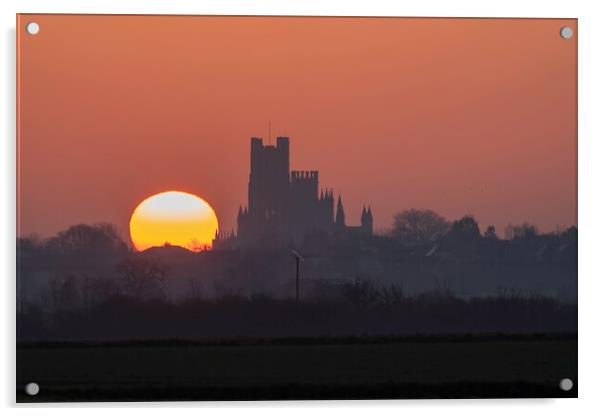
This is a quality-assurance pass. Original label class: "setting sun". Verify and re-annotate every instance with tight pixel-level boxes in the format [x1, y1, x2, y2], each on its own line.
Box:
[129, 191, 219, 252]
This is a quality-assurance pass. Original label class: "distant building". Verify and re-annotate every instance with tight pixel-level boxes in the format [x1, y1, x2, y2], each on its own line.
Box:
[214, 136, 373, 249]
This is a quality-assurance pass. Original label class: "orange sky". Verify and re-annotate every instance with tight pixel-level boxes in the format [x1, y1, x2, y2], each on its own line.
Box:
[17, 15, 577, 239]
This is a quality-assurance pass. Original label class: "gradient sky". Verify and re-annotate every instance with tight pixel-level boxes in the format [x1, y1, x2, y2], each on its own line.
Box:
[17, 15, 577, 240]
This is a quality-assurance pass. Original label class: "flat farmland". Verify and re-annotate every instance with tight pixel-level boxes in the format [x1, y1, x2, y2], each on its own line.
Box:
[17, 335, 577, 401]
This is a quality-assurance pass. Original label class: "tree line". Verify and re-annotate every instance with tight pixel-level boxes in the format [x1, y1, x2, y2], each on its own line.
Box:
[390, 208, 575, 245]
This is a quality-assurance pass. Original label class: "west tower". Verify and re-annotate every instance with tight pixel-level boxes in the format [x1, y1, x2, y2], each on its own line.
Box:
[248, 136, 290, 217]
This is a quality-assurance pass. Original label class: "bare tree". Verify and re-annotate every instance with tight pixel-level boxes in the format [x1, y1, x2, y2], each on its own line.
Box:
[116, 257, 168, 299]
[391, 209, 449, 245]
[505, 222, 539, 240]
[483, 225, 498, 239]
[188, 238, 207, 252]
[48, 274, 80, 313]
[81, 275, 120, 306]
[49, 223, 126, 252]
[340, 278, 380, 306]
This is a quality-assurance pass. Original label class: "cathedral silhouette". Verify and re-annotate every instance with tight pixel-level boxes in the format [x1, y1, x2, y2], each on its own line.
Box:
[215, 136, 373, 248]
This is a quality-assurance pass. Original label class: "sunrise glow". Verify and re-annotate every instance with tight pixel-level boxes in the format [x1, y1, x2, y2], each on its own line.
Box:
[129, 191, 219, 252]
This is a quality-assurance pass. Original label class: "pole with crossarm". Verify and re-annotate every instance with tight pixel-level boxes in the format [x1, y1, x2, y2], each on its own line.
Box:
[291, 250, 303, 301]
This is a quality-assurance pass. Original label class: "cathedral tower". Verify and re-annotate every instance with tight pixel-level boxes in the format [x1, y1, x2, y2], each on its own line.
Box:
[361, 205, 373, 236]
[335, 195, 346, 232]
[236, 137, 372, 247]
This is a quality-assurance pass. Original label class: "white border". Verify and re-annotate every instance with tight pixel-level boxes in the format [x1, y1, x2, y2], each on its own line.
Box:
[3, 0, 602, 414]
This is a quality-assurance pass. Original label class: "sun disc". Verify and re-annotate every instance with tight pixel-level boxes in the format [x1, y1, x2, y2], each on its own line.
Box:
[129, 191, 219, 252]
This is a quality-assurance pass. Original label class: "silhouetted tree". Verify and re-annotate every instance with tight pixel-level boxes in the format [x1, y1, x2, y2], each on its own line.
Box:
[81, 275, 121, 307]
[504, 225, 513, 240]
[44, 224, 129, 272]
[188, 238, 207, 252]
[444, 216, 482, 261]
[391, 209, 449, 245]
[48, 223, 127, 253]
[483, 225, 498, 239]
[116, 257, 168, 299]
[505, 222, 539, 240]
[17, 234, 42, 252]
[561, 226, 577, 241]
[447, 215, 481, 244]
[48, 274, 80, 313]
[17, 235, 43, 313]
[340, 278, 380, 306]
[380, 284, 405, 306]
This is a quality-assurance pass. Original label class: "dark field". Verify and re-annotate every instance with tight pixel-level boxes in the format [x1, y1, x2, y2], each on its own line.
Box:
[17, 334, 577, 402]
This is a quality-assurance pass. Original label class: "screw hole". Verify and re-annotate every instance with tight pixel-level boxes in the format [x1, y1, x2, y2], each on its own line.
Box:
[25, 382, 39, 396]
[560, 26, 573, 39]
[26, 22, 40, 35]
[559, 378, 573, 391]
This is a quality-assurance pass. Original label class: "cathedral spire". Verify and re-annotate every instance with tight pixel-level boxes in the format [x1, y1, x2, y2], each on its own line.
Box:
[361, 204, 374, 236]
[335, 195, 346, 229]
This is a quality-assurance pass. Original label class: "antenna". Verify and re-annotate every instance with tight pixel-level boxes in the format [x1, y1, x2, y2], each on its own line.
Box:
[268, 120, 272, 145]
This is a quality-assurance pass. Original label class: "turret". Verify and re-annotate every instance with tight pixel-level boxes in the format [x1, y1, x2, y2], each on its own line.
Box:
[276, 136, 289, 174]
[237, 205, 248, 226]
[361, 205, 373, 236]
[335, 195, 346, 231]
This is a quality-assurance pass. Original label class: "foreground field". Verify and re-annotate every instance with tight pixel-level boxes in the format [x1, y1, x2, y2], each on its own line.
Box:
[17, 335, 577, 401]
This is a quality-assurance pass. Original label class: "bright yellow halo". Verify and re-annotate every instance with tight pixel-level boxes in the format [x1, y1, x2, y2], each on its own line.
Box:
[129, 191, 219, 252]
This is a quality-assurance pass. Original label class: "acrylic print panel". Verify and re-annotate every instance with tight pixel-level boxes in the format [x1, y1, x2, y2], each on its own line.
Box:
[16, 14, 577, 402]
